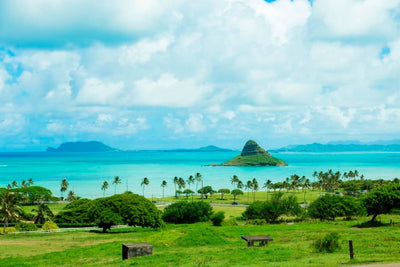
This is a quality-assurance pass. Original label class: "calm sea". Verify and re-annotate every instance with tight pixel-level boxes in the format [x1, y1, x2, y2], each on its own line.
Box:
[0, 151, 399, 199]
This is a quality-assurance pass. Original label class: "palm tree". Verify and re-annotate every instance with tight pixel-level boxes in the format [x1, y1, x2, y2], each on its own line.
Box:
[101, 181, 109, 197]
[173, 176, 179, 198]
[252, 178, 258, 202]
[263, 179, 272, 200]
[11, 181, 18, 188]
[245, 180, 253, 202]
[141, 177, 149, 196]
[231, 175, 240, 189]
[112, 176, 121, 194]
[21, 180, 27, 188]
[28, 178, 34, 186]
[178, 177, 186, 191]
[60, 178, 69, 200]
[161, 180, 167, 199]
[6, 184, 11, 190]
[187, 175, 195, 190]
[195, 172, 202, 194]
[32, 203, 53, 224]
[0, 190, 22, 233]
[302, 177, 311, 204]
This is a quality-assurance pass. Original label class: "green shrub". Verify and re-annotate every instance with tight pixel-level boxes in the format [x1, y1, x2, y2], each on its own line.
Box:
[162, 201, 213, 224]
[247, 219, 266, 225]
[15, 222, 38, 232]
[308, 195, 362, 221]
[41, 221, 59, 231]
[0, 227, 17, 234]
[243, 193, 301, 223]
[210, 211, 225, 226]
[313, 232, 340, 253]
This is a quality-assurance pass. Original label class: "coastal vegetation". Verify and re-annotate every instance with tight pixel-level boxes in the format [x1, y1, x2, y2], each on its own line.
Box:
[1, 170, 400, 265]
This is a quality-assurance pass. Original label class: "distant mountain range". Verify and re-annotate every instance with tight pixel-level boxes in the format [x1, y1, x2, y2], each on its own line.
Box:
[46, 142, 232, 153]
[46, 141, 117, 152]
[271, 142, 400, 153]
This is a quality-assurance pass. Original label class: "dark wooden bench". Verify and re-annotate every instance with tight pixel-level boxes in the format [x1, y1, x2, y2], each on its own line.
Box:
[241, 235, 273, 247]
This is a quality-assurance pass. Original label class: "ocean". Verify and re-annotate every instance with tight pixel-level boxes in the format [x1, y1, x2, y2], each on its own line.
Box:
[0, 151, 400, 199]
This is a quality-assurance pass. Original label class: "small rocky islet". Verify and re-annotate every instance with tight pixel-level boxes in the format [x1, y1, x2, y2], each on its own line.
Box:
[215, 140, 287, 166]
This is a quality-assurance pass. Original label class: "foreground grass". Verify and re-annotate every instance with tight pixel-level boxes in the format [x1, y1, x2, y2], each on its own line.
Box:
[1, 212, 400, 266]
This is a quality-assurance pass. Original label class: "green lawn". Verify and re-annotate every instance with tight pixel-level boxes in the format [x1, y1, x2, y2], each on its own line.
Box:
[156, 189, 322, 205]
[1, 207, 400, 266]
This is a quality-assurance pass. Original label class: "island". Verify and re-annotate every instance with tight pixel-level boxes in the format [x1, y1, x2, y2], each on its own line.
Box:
[217, 140, 287, 166]
[46, 141, 117, 152]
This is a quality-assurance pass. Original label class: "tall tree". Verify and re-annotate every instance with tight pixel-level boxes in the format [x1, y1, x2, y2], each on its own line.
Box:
[11, 181, 18, 188]
[173, 176, 179, 198]
[161, 180, 167, 199]
[28, 178, 34, 186]
[141, 177, 149, 196]
[252, 178, 259, 202]
[112, 176, 121, 195]
[178, 177, 186, 191]
[0, 190, 22, 233]
[195, 172, 202, 196]
[187, 175, 195, 190]
[245, 180, 253, 202]
[21, 180, 27, 188]
[101, 181, 109, 197]
[231, 175, 240, 189]
[60, 178, 69, 200]
[263, 179, 272, 200]
[32, 203, 54, 224]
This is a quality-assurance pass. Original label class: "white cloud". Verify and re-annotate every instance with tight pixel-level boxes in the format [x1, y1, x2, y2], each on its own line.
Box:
[185, 113, 206, 133]
[1, 0, 400, 149]
[131, 74, 212, 107]
[76, 78, 125, 105]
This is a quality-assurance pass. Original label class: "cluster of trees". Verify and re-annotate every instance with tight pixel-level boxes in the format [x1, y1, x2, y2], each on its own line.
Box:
[54, 192, 164, 232]
[0, 189, 55, 233]
[241, 181, 400, 223]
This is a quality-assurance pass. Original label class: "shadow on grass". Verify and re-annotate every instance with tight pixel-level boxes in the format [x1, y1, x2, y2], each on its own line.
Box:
[354, 220, 389, 228]
[89, 227, 160, 234]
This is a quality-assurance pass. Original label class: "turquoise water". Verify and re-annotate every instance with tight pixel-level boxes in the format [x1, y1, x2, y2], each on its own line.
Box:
[0, 151, 399, 199]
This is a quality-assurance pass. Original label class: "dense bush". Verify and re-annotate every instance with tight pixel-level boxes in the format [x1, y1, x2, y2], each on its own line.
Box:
[162, 201, 213, 224]
[308, 195, 363, 221]
[242, 193, 301, 223]
[314, 232, 340, 253]
[42, 221, 59, 231]
[0, 227, 17, 234]
[88, 192, 164, 232]
[210, 211, 225, 226]
[15, 222, 38, 232]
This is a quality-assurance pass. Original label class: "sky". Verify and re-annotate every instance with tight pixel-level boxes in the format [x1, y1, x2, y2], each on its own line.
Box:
[1, 0, 400, 151]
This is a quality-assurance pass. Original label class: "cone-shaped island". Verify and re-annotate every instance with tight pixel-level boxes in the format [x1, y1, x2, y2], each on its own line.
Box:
[221, 140, 287, 166]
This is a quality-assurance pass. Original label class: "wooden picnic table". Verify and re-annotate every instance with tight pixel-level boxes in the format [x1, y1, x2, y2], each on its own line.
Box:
[241, 235, 273, 247]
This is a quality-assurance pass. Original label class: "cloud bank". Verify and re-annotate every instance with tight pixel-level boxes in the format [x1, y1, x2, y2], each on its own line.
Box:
[1, 0, 400, 150]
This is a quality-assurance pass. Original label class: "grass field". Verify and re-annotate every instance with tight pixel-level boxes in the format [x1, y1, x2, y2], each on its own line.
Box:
[156, 189, 322, 205]
[1, 204, 400, 266]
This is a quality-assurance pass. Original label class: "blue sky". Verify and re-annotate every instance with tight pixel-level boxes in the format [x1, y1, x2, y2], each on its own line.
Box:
[1, 0, 400, 151]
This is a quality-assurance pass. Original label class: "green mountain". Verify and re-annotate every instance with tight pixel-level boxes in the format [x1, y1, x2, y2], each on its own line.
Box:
[46, 141, 117, 152]
[221, 140, 287, 166]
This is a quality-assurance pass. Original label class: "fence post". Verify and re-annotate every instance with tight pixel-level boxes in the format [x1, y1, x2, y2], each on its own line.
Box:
[349, 240, 354, 260]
